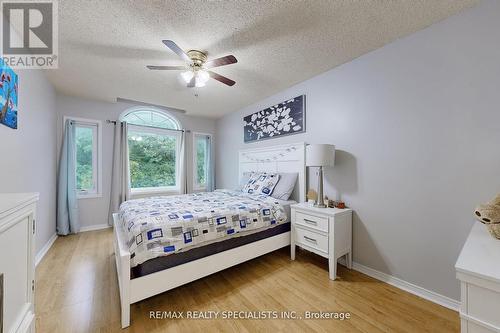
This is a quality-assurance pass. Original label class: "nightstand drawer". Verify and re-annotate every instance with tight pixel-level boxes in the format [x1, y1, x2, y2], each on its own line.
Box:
[295, 226, 328, 254]
[295, 211, 328, 233]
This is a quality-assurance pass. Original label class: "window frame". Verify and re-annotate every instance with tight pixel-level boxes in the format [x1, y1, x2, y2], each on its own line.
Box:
[192, 132, 212, 191]
[64, 116, 102, 199]
[127, 123, 182, 195]
[121, 107, 181, 130]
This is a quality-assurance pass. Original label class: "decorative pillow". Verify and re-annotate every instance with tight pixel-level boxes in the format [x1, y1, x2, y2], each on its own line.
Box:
[271, 172, 298, 200]
[243, 173, 280, 196]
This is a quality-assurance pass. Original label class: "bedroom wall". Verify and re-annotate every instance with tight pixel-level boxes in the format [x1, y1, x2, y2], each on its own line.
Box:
[56, 94, 216, 230]
[0, 69, 57, 255]
[215, 0, 500, 301]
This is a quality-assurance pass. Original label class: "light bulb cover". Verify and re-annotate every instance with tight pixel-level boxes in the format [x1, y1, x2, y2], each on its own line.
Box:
[197, 70, 209, 83]
[181, 70, 194, 83]
[195, 79, 206, 87]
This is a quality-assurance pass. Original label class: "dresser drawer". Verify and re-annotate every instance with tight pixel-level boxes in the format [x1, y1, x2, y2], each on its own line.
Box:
[295, 226, 328, 254]
[467, 283, 500, 328]
[295, 211, 328, 233]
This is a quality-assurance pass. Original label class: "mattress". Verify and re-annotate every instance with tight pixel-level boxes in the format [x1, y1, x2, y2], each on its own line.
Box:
[119, 189, 295, 267]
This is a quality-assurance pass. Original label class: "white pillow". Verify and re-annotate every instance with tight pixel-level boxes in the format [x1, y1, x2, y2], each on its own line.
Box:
[243, 173, 280, 196]
[271, 173, 298, 200]
[237, 171, 254, 191]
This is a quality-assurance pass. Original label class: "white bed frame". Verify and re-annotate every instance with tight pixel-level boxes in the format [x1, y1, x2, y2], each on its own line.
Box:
[113, 142, 306, 328]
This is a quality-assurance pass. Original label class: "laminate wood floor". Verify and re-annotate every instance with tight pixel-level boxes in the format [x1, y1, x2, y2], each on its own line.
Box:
[35, 229, 459, 332]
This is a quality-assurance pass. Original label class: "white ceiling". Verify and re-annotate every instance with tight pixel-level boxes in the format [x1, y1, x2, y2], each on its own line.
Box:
[46, 0, 478, 118]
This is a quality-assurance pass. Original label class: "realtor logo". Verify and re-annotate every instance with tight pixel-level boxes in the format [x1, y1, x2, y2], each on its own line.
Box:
[1, 0, 58, 68]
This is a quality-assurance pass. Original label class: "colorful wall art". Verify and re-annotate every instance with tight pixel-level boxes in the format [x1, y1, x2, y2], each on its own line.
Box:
[0, 59, 18, 129]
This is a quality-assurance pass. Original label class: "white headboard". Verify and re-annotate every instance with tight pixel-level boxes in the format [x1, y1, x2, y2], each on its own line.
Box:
[238, 142, 306, 202]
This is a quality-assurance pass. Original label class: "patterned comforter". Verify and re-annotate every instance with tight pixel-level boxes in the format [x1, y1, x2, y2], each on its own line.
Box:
[119, 190, 288, 267]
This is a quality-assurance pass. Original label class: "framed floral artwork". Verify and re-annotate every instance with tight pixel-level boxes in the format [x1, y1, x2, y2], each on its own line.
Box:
[243, 95, 305, 143]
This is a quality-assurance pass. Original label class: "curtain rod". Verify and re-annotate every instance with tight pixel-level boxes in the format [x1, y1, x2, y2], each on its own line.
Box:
[106, 120, 189, 133]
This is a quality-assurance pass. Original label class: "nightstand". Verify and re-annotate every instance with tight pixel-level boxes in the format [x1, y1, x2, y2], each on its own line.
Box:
[290, 202, 353, 280]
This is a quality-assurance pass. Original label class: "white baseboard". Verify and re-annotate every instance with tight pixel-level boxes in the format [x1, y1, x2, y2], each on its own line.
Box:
[34, 224, 110, 266]
[80, 224, 111, 233]
[352, 262, 460, 311]
[35, 233, 58, 266]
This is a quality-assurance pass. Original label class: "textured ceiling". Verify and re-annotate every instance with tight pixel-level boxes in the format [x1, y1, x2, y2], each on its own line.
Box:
[46, 0, 478, 118]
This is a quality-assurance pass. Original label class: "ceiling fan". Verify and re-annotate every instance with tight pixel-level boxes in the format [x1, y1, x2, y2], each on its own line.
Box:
[147, 40, 237, 88]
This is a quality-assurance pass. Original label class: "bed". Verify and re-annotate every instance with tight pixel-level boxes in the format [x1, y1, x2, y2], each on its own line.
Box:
[113, 142, 306, 328]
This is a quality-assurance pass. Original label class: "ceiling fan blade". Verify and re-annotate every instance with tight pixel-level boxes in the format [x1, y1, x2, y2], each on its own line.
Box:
[187, 76, 196, 88]
[204, 55, 237, 69]
[162, 40, 191, 63]
[208, 71, 236, 86]
[146, 65, 186, 70]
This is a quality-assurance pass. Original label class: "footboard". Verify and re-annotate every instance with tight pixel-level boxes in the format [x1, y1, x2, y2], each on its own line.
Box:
[113, 211, 291, 329]
[113, 213, 131, 328]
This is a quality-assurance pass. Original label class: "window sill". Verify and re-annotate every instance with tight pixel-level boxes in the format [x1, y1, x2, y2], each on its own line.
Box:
[130, 187, 180, 198]
[77, 193, 102, 200]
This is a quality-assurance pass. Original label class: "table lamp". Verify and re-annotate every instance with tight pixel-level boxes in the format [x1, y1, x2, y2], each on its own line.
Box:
[306, 144, 335, 208]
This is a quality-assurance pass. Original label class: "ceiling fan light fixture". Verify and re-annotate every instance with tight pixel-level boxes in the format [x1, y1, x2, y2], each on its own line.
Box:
[197, 70, 209, 82]
[181, 70, 194, 83]
[148, 40, 237, 87]
[194, 70, 209, 87]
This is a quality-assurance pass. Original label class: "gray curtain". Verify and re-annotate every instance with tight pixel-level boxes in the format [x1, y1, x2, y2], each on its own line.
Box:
[108, 122, 130, 226]
[206, 135, 215, 192]
[57, 119, 80, 235]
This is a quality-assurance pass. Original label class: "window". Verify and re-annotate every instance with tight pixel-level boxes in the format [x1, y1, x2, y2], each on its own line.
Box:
[122, 108, 180, 130]
[68, 117, 102, 198]
[193, 133, 211, 190]
[121, 108, 182, 193]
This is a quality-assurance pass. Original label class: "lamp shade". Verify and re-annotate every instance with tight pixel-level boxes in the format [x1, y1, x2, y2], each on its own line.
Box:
[306, 144, 335, 167]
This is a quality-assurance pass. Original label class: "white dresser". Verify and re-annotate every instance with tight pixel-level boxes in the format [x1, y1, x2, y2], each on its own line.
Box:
[0, 193, 38, 333]
[290, 202, 352, 280]
[456, 223, 500, 333]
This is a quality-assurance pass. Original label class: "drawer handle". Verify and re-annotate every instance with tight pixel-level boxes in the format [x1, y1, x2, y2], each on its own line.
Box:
[303, 235, 317, 243]
[303, 219, 317, 225]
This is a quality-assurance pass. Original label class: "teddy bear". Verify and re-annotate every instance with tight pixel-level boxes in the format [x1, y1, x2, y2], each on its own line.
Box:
[474, 193, 500, 239]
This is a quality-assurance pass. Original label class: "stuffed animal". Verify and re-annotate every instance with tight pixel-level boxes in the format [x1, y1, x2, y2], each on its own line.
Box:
[474, 194, 500, 239]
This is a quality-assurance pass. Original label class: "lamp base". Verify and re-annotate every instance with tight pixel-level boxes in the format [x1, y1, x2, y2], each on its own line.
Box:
[314, 166, 327, 208]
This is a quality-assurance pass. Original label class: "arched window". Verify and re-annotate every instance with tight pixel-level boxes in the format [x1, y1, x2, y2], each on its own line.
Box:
[120, 108, 182, 193]
[121, 108, 181, 130]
